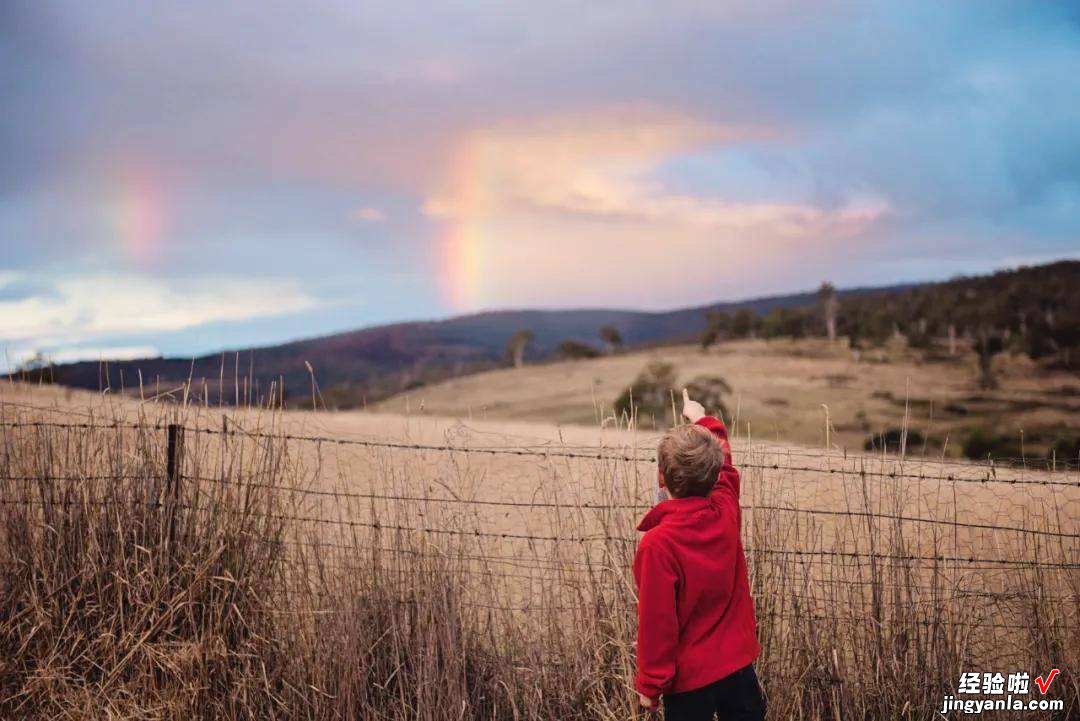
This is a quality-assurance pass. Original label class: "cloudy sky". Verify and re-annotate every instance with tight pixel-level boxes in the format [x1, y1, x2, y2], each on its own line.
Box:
[2, 1, 1078, 368]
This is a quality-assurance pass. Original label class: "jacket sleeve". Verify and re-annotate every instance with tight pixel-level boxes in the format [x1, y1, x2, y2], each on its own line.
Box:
[633, 537, 680, 703]
[695, 415, 741, 501]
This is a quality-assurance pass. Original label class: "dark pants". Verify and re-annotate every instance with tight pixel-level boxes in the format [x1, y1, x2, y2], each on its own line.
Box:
[662, 665, 765, 721]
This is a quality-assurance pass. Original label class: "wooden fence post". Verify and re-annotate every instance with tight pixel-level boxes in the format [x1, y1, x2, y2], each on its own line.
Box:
[165, 423, 184, 548]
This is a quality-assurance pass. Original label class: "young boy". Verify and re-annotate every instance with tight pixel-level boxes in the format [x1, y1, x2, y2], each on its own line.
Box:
[634, 390, 764, 720]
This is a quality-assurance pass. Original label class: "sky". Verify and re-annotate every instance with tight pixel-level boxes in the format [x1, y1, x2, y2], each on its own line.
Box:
[2, 1, 1079, 368]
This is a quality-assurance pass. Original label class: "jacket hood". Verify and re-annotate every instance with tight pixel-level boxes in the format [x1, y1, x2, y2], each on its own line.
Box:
[637, 495, 711, 532]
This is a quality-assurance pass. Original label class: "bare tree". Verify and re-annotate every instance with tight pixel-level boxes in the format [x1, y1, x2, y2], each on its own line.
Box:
[818, 281, 838, 342]
[506, 329, 534, 369]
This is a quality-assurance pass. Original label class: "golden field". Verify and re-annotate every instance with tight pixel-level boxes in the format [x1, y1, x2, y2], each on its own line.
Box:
[0, 379, 1076, 719]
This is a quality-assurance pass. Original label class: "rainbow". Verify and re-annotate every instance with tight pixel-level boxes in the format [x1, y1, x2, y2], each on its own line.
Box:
[436, 138, 492, 311]
[107, 163, 166, 269]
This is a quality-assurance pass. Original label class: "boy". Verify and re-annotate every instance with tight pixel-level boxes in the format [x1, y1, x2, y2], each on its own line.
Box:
[634, 390, 764, 720]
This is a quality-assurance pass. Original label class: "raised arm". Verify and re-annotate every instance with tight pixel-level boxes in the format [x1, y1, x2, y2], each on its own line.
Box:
[695, 415, 740, 498]
[681, 389, 740, 499]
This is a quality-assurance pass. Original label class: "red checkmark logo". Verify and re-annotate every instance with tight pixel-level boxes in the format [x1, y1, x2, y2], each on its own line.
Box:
[1034, 669, 1059, 695]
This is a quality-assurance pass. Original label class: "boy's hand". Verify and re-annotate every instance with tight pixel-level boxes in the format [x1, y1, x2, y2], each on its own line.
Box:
[638, 692, 658, 713]
[682, 388, 705, 423]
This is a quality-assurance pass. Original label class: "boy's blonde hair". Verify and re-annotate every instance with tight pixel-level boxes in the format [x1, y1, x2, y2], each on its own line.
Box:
[657, 424, 724, 498]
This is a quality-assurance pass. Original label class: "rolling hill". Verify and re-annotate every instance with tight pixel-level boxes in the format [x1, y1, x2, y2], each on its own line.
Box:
[33, 283, 910, 406]
[371, 336, 1080, 459]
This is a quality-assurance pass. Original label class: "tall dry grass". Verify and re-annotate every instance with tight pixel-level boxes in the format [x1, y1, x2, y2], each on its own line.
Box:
[0, 398, 1076, 720]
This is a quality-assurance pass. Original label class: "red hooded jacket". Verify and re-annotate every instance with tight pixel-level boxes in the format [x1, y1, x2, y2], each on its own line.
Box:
[633, 416, 760, 703]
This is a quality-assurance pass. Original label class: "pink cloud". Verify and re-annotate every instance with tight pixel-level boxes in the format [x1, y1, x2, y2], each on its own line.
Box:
[425, 108, 887, 234]
[425, 108, 891, 309]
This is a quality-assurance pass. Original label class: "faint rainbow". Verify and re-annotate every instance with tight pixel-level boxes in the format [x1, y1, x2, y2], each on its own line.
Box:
[437, 137, 490, 311]
[107, 163, 166, 269]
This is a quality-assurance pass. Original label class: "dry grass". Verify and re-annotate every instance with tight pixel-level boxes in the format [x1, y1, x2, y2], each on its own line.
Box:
[0, 383, 1077, 719]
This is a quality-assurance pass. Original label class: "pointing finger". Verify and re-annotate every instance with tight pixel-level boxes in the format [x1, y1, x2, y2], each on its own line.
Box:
[682, 388, 690, 404]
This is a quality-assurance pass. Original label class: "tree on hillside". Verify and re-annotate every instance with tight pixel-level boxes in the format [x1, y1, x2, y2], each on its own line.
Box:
[1050, 317, 1080, 369]
[614, 361, 678, 428]
[904, 317, 934, 350]
[1026, 314, 1080, 370]
[762, 307, 810, 340]
[16, 351, 48, 373]
[700, 311, 731, 351]
[843, 305, 893, 349]
[818, 282, 838, 342]
[11, 351, 57, 384]
[506, 329, 534, 369]
[558, 339, 602, 359]
[951, 286, 1012, 389]
[599, 325, 623, 354]
[730, 308, 759, 339]
[700, 327, 718, 351]
[974, 328, 1005, 390]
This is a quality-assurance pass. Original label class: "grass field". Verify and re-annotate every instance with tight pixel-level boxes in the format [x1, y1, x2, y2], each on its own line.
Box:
[372, 338, 1080, 461]
[1, 381, 1077, 719]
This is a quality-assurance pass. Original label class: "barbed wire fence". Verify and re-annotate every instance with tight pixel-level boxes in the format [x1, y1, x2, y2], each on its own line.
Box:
[0, 410, 1071, 647]
[3, 411, 1077, 601]
[3, 400, 1079, 717]
[4, 399, 1079, 718]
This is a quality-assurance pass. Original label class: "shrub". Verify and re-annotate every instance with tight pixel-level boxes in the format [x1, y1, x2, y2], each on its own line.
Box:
[864, 427, 927, 454]
[1049, 434, 1080, 466]
[683, 375, 732, 423]
[963, 427, 1023, 461]
[614, 364, 733, 428]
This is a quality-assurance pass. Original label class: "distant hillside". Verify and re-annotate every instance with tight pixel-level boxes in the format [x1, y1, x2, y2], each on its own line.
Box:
[29, 260, 1077, 407]
[32, 285, 901, 406]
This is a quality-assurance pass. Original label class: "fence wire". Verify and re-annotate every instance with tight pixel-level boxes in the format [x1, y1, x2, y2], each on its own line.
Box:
[2, 413, 1077, 624]
[3, 418, 1079, 486]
